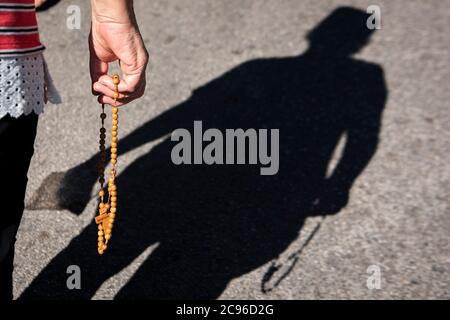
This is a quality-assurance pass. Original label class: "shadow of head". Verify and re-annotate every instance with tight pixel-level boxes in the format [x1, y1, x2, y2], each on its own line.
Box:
[22, 7, 386, 300]
[307, 7, 375, 57]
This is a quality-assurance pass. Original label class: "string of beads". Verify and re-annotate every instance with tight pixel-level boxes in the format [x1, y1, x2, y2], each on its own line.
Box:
[95, 74, 120, 255]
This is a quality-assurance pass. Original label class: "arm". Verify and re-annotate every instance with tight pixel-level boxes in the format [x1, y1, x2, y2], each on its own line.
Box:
[90, 0, 149, 106]
[314, 67, 387, 215]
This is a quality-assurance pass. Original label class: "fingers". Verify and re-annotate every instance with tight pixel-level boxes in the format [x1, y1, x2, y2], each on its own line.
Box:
[97, 94, 134, 107]
[90, 56, 109, 90]
[92, 73, 145, 106]
[92, 80, 129, 100]
[94, 73, 146, 96]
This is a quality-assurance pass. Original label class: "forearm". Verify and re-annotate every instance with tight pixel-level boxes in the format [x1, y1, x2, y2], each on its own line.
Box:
[91, 0, 136, 24]
[329, 134, 379, 189]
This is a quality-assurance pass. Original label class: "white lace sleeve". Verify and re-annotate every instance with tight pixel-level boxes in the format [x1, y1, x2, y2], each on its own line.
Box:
[0, 53, 60, 119]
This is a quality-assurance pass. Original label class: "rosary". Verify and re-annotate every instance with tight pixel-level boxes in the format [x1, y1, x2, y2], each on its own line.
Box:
[95, 74, 120, 255]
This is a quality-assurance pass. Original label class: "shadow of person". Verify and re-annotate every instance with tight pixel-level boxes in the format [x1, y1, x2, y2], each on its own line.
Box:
[21, 7, 387, 299]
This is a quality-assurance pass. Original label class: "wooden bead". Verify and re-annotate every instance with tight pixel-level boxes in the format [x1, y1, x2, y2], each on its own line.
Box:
[100, 113, 106, 119]
[112, 74, 120, 85]
[112, 92, 119, 100]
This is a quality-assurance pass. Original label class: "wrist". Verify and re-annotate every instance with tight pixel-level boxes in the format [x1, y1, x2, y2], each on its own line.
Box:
[91, 0, 136, 25]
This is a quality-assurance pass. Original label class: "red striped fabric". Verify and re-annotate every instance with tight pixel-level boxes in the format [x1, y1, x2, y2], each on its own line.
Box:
[0, 0, 45, 56]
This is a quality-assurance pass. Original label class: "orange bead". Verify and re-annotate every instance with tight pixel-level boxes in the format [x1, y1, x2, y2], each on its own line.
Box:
[112, 92, 119, 100]
[112, 74, 120, 85]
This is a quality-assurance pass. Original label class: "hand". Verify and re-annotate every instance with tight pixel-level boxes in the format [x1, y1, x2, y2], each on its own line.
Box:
[89, 0, 148, 106]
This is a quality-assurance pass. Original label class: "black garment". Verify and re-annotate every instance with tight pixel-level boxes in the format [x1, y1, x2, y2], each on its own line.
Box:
[0, 113, 38, 300]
